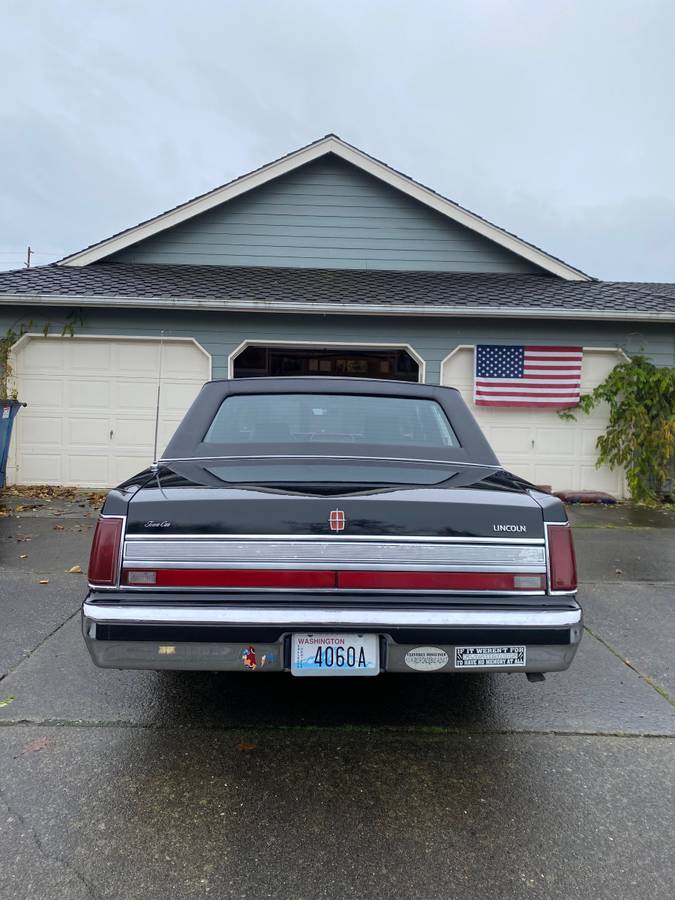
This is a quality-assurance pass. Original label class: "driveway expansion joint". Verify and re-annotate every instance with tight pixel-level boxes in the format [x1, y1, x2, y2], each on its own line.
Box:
[0, 784, 103, 900]
[0, 609, 81, 685]
[584, 625, 675, 707]
[0, 720, 673, 738]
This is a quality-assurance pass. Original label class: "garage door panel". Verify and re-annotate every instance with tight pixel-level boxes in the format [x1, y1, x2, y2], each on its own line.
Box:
[115, 380, 159, 412]
[20, 454, 64, 484]
[115, 343, 161, 373]
[68, 380, 111, 409]
[581, 353, 621, 387]
[488, 426, 533, 454]
[534, 427, 577, 455]
[442, 348, 626, 497]
[68, 418, 110, 447]
[580, 464, 622, 494]
[19, 377, 64, 408]
[18, 340, 64, 372]
[162, 343, 206, 375]
[20, 416, 63, 447]
[580, 428, 606, 455]
[111, 418, 157, 447]
[65, 454, 111, 485]
[69, 340, 111, 371]
[13, 337, 210, 488]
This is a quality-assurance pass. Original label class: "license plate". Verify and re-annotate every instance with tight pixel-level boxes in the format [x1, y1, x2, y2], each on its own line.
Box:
[291, 633, 379, 677]
[455, 645, 526, 668]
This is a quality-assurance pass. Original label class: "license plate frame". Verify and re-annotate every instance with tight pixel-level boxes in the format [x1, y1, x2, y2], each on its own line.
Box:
[291, 632, 380, 677]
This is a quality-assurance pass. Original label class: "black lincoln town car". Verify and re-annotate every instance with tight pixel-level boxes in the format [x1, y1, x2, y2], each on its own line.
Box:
[82, 377, 581, 679]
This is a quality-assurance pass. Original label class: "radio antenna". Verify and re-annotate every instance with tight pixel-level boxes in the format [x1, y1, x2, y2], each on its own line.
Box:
[152, 331, 165, 467]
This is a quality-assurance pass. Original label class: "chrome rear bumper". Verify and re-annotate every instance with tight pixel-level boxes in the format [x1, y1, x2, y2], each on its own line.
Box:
[82, 600, 582, 674]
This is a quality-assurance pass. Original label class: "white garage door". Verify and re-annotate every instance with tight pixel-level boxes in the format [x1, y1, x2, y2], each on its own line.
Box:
[9, 336, 210, 488]
[442, 347, 626, 497]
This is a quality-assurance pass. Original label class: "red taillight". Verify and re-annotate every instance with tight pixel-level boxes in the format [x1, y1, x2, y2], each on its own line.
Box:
[337, 571, 545, 591]
[547, 524, 577, 592]
[122, 568, 335, 589]
[121, 568, 545, 592]
[88, 516, 124, 586]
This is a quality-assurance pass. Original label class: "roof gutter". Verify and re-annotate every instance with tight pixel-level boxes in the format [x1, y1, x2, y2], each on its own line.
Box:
[0, 293, 673, 322]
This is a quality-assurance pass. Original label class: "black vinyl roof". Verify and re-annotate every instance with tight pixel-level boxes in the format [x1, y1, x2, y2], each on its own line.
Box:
[0, 263, 674, 317]
[162, 376, 499, 466]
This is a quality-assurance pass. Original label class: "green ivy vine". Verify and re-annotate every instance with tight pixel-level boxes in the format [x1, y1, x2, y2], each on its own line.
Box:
[1, 311, 82, 400]
[561, 356, 675, 502]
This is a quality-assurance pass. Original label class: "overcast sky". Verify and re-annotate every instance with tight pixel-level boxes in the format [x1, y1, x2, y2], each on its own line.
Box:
[2, 0, 674, 280]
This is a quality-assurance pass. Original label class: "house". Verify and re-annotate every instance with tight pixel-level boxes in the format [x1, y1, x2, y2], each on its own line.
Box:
[1, 135, 673, 494]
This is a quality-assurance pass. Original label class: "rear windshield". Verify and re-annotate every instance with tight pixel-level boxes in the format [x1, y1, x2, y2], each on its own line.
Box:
[203, 393, 460, 448]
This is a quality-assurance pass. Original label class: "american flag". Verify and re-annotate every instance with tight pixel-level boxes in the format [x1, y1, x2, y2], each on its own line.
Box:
[474, 345, 583, 408]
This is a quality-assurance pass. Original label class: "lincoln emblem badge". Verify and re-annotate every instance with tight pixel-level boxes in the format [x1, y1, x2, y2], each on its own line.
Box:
[329, 509, 346, 532]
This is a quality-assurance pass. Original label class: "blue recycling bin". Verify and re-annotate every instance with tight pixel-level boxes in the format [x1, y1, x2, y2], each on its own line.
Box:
[0, 400, 26, 489]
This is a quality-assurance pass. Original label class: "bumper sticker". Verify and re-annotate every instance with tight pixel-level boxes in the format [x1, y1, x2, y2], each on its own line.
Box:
[455, 646, 526, 668]
[241, 646, 275, 670]
[404, 647, 449, 672]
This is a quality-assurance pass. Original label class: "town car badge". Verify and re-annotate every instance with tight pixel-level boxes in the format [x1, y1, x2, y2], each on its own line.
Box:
[329, 509, 346, 532]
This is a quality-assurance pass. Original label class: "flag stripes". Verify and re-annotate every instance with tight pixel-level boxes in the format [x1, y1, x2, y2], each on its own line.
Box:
[474, 345, 583, 408]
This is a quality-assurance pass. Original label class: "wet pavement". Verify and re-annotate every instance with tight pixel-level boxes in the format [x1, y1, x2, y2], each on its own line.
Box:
[0, 498, 674, 899]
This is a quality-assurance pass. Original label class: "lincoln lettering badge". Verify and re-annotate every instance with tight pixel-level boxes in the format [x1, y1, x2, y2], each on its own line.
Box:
[329, 509, 346, 532]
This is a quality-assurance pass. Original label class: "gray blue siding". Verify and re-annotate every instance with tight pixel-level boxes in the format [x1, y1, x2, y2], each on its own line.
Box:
[2, 306, 672, 386]
[109, 156, 545, 274]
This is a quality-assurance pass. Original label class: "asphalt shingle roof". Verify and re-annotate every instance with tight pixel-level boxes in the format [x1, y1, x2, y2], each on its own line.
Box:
[0, 263, 674, 317]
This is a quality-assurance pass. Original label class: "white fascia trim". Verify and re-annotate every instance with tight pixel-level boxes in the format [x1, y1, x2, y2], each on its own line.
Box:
[227, 338, 426, 383]
[8, 332, 213, 379]
[1, 293, 672, 322]
[56, 136, 590, 281]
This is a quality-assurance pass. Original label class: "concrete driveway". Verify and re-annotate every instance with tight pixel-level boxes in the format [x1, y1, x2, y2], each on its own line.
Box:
[0, 496, 673, 899]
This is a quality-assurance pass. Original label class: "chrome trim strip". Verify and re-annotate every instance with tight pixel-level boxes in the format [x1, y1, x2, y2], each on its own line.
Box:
[83, 602, 581, 629]
[110, 586, 547, 596]
[123, 539, 547, 568]
[124, 533, 545, 545]
[122, 561, 546, 574]
[158, 455, 502, 470]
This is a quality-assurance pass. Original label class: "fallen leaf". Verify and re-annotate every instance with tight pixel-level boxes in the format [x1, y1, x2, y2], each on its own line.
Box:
[15, 736, 49, 758]
[38, 578, 49, 585]
[237, 742, 257, 752]
[67, 565, 83, 574]
[0, 696, 15, 708]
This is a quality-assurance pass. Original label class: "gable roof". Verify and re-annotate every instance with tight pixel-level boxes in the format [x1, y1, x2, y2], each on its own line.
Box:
[1, 263, 672, 321]
[57, 135, 592, 281]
